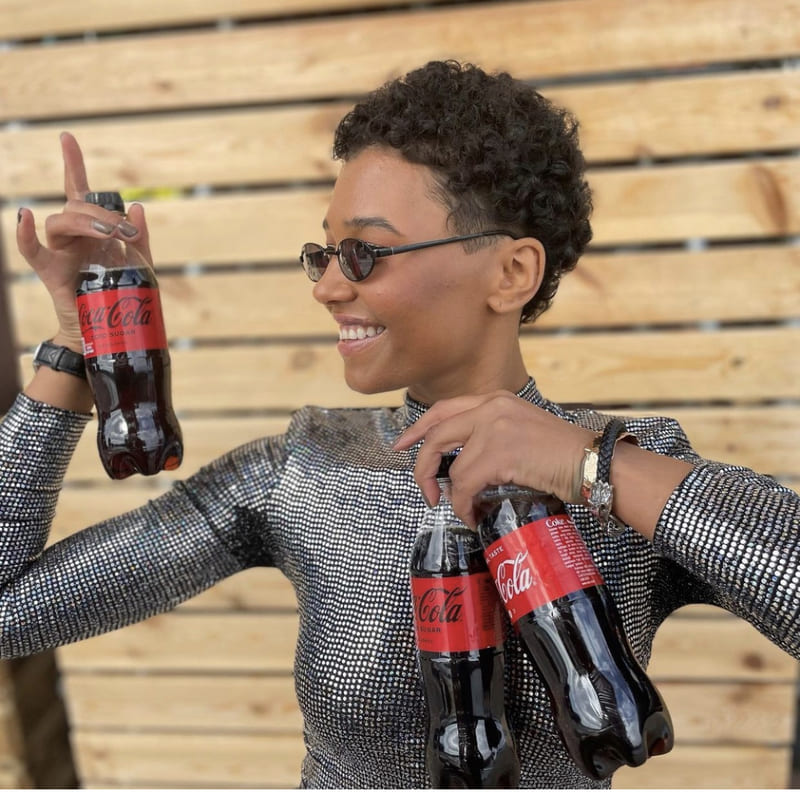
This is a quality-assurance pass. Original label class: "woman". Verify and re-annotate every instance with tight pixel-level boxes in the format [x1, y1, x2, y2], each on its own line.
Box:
[4, 60, 799, 787]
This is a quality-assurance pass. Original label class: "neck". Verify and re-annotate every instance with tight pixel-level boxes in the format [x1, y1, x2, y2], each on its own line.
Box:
[408, 349, 530, 406]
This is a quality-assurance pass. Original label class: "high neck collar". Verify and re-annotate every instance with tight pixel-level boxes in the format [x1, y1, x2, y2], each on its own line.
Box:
[401, 377, 546, 427]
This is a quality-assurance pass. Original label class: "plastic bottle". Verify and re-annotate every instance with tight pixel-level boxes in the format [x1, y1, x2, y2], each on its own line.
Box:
[76, 191, 183, 479]
[410, 457, 520, 788]
[475, 485, 673, 780]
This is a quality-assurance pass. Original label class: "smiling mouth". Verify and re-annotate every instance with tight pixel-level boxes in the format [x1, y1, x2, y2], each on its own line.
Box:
[338, 325, 386, 341]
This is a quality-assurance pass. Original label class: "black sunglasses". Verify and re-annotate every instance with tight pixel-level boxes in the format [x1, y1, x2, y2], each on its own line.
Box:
[299, 230, 517, 283]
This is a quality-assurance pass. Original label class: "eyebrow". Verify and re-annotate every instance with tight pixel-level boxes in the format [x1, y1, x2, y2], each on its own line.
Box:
[322, 216, 402, 235]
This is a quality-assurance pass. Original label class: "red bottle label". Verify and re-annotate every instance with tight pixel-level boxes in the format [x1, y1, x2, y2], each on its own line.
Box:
[77, 287, 168, 358]
[411, 572, 505, 653]
[483, 513, 604, 624]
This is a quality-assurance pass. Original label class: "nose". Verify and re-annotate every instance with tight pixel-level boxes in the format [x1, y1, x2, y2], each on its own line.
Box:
[312, 254, 358, 305]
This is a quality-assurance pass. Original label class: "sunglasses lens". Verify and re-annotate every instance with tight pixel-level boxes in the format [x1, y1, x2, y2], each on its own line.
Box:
[301, 244, 327, 282]
[339, 239, 375, 281]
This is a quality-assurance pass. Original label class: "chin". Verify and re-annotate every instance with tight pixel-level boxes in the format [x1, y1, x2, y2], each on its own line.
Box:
[343, 366, 405, 397]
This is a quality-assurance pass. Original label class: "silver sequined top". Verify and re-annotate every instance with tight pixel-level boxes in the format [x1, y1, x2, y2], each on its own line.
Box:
[1, 379, 798, 788]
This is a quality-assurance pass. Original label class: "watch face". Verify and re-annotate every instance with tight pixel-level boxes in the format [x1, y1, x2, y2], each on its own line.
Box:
[32, 343, 46, 370]
[583, 450, 599, 485]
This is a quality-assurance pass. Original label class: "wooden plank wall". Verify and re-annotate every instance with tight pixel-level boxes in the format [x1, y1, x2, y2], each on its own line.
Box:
[1, 0, 799, 787]
[0, 665, 29, 789]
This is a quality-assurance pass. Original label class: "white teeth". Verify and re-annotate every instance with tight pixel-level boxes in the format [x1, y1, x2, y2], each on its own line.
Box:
[339, 325, 385, 341]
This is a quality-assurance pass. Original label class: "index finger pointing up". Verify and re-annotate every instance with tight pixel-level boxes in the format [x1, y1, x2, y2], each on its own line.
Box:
[60, 132, 90, 200]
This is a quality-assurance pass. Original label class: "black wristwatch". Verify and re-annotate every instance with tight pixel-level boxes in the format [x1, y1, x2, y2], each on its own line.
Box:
[32, 340, 87, 380]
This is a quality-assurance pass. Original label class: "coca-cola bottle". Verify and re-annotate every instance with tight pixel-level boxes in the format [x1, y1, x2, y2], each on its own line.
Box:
[410, 457, 520, 788]
[76, 191, 183, 479]
[475, 485, 673, 781]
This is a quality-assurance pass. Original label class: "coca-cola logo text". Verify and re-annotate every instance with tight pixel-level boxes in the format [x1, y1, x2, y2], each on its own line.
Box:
[413, 585, 465, 624]
[79, 295, 154, 332]
[494, 550, 536, 604]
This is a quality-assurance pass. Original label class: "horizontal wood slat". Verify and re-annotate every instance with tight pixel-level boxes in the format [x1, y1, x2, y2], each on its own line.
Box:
[613, 745, 792, 789]
[64, 673, 301, 733]
[550, 68, 800, 164]
[57, 613, 299, 672]
[45, 403, 800, 490]
[18, 326, 800, 410]
[2, 0, 799, 122]
[552, 245, 800, 328]
[73, 730, 304, 788]
[10, 245, 800, 347]
[56, 608, 796, 680]
[589, 158, 800, 244]
[632, 405, 800, 477]
[0, 0, 800, 119]
[61, 673, 795, 744]
[2, 68, 798, 196]
[4, 157, 799, 276]
[660, 680, 797, 744]
[647, 608, 797, 682]
[69, 730, 792, 789]
[0, 0, 433, 39]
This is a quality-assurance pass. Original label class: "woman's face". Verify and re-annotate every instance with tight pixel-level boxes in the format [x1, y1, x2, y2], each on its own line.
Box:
[312, 146, 513, 404]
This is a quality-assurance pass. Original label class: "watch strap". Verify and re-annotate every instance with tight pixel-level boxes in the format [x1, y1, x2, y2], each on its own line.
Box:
[597, 418, 628, 484]
[33, 340, 87, 380]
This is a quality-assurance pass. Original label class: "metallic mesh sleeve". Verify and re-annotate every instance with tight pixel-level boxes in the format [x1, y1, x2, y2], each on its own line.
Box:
[0, 394, 249, 658]
[654, 461, 800, 658]
[0, 394, 90, 581]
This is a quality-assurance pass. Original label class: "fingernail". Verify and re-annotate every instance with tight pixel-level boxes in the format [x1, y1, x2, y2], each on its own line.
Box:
[117, 221, 138, 238]
[92, 219, 115, 234]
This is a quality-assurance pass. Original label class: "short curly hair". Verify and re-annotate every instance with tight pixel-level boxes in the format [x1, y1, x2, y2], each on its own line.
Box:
[333, 60, 593, 322]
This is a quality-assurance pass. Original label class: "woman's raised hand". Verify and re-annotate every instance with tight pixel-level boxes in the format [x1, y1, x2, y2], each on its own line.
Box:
[15, 132, 152, 350]
[393, 390, 596, 527]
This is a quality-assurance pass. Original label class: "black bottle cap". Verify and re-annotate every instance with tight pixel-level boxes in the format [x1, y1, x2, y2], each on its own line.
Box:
[436, 453, 457, 479]
[84, 191, 125, 213]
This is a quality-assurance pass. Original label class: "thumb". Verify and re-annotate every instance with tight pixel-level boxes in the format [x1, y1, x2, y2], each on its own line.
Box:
[125, 202, 153, 265]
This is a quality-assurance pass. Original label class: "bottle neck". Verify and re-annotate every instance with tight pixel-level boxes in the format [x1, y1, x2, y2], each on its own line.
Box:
[436, 475, 452, 503]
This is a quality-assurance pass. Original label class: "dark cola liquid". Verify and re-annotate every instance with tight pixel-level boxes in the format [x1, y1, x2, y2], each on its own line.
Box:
[476, 487, 673, 781]
[77, 264, 183, 479]
[411, 519, 520, 788]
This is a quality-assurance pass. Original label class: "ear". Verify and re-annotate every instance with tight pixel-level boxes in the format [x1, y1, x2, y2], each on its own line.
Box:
[487, 237, 545, 316]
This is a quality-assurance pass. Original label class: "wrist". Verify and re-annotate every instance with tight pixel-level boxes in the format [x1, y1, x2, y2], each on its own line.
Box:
[25, 366, 94, 414]
[27, 338, 93, 413]
[52, 330, 84, 355]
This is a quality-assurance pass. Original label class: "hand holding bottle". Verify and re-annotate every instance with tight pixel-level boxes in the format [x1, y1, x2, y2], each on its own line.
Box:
[394, 390, 596, 524]
[16, 132, 152, 351]
[394, 390, 693, 540]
